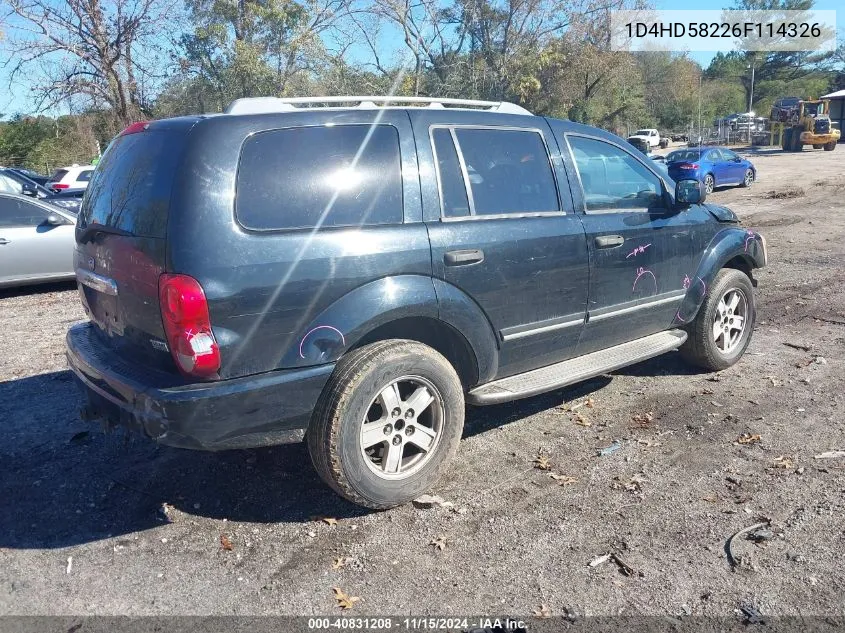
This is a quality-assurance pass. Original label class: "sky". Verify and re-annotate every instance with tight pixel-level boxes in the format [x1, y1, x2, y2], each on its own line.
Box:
[0, 0, 842, 119]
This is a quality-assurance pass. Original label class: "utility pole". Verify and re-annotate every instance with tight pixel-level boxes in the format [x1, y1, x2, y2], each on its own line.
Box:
[747, 59, 755, 144]
[698, 72, 702, 144]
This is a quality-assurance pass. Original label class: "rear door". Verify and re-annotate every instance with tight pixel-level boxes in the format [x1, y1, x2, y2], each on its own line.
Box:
[0, 195, 74, 284]
[557, 131, 701, 354]
[719, 149, 745, 183]
[412, 112, 589, 379]
[74, 125, 185, 371]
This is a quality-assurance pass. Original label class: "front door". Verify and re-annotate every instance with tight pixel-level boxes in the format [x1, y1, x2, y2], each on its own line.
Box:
[410, 112, 589, 379]
[559, 133, 701, 355]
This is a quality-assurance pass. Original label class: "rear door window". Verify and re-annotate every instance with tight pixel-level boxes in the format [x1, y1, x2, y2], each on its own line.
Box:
[236, 125, 403, 230]
[451, 128, 559, 216]
[50, 169, 68, 182]
[77, 169, 93, 182]
[431, 128, 470, 217]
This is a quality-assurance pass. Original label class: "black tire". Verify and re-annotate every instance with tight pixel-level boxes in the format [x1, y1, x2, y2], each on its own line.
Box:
[307, 340, 464, 509]
[824, 142, 836, 151]
[781, 129, 791, 151]
[703, 173, 715, 195]
[680, 268, 756, 372]
[740, 168, 754, 188]
[791, 131, 803, 152]
[813, 144, 823, 149]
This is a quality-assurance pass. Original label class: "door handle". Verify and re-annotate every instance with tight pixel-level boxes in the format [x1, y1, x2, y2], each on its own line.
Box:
[594, 235, 624, 249]
[444, 249, 484, 266]
[0, 238, 9, 245]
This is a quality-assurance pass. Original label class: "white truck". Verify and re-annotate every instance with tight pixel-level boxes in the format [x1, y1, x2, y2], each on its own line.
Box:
[627, 128, 662, 148]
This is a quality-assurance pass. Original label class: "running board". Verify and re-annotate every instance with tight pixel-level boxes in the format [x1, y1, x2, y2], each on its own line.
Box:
[467, 329, 687, 405]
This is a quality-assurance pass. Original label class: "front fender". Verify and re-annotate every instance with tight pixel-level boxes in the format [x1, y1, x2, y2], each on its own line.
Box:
[281, 275, 439, 367]
[674, 227, 766, 325]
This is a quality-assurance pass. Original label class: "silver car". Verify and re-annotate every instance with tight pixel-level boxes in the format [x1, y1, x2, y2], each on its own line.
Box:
[0, 192, 77, 288]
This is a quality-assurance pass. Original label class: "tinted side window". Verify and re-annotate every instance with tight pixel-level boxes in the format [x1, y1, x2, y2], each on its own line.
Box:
[432, 128, 470, 217]
[236, 125, 403, 230]
[0, 173, 21, 194]
[50, 169, 68, 181]
[568, 136, 664, 212]
[80, 130, 177, 238]
[453, 128, 559, 216]
[707, 149, 723, 161]
[0, 197, 46, 227]
[77, 170, 93, 182]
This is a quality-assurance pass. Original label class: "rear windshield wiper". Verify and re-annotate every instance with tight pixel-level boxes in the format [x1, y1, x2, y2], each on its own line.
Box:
[77, 223, 134, 243]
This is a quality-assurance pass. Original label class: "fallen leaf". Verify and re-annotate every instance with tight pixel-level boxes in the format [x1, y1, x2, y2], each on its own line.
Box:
[322, 517, 338, 526]
[701, 494, 719, 503]
[331, 556, 353, 570]
[737, 433, 762, 445]
[572, 412, 592, 427]
[533, 604, 552, 618]
[631, 412, 654, 428]
[586, 397, 595, 408]
[429, 536, 447, 551]
[772, 455, 794, 469]
[612, 473, 646, 493]
[412, 494, 454, 509]
[588, 553, 611, 567]
[332, 587, 360, 610]
[534, 451, 552, 471]
[701, 388, 715, 395]
[220, 534, 233, 551]
[549, 473, 578, 485]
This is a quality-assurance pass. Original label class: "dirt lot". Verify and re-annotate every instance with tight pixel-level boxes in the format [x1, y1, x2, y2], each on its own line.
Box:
[1, 147, 844, 619]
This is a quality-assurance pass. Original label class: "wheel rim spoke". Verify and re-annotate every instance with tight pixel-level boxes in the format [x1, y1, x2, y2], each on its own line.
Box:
[727, 292, 740, 311]
[403, 385, 434, 417]
[378, 382, 402, 413]
[382, 441, 404, 474]
[361, 421, 388, 450]
[406, 424, 436, 452]
[712, 319, 723, 341]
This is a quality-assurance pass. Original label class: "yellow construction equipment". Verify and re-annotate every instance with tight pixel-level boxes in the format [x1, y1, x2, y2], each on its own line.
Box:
[770, 98, 840, 152]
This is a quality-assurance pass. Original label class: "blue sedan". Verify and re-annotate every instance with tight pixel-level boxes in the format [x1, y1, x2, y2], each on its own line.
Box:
[665, 147, 756, 194]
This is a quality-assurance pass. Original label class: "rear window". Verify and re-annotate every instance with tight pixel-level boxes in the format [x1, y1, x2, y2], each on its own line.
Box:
[50, 169, 68, 181]
[236, 125, 403, 230]
[79, 131, 179, 238]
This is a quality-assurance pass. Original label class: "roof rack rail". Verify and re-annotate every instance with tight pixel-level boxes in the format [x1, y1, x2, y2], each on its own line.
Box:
[224, 96, 532, 116]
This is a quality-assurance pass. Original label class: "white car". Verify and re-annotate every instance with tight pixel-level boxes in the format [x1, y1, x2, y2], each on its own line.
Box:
[627, 128, 661, 148]
[46, 164, 95, 192]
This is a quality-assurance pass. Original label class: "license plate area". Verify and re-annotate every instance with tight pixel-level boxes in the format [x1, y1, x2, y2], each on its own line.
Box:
[77, 268, 125, 336]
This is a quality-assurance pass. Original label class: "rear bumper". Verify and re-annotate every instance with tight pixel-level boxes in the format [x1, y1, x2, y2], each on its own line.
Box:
[66, 322, 334, 450]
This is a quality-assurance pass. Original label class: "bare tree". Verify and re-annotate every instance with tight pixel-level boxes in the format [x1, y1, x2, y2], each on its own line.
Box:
[3, 0, 178, 125]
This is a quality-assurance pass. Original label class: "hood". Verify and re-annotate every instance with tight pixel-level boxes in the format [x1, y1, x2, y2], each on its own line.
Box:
[704, 203, 739, 223]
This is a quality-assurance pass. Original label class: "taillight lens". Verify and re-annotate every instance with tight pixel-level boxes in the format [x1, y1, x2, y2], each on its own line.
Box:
[158, 273, 220, 378]
[52, 183, 69, 189]
[121, 121, 151, 135]
[678, 163, 699, 170]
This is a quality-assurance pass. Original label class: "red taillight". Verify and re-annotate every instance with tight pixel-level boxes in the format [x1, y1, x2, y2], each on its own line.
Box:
[678, 163, 699, 170]
[52, 183, 69, 189]
[121, 121, 151, 136]
[158, 274, 220, 378]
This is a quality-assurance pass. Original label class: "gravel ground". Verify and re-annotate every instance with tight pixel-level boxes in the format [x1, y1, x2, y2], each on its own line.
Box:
[1, 147, 844, 618]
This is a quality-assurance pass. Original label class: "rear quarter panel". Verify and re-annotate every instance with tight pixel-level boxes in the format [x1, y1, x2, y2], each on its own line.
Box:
[169, 110, 430, 379]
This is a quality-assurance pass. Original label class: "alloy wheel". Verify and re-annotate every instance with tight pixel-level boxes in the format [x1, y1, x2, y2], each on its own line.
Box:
[712, 288, 748, 354]
[359, 375, 445, 479]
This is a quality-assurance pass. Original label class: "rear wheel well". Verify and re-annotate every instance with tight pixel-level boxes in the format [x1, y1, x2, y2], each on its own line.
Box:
[352, 317, 478, 389]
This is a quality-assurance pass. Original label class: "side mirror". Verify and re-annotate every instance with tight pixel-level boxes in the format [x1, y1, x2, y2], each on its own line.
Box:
[22, 183, 37, 197]
[45, 212, 70, 226]
[675, 179, 705, 207]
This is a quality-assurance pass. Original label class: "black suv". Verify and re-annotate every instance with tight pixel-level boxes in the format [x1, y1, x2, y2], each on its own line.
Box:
[66, 96, 767, 509]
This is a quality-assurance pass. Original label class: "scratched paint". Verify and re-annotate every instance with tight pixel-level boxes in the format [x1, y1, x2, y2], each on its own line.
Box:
[299, 325, 346, 359]
[632, 267, 657, 293]
[625, 243, 652, 259]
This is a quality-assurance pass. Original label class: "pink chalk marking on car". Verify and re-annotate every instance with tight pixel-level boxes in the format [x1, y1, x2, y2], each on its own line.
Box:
[633, 267, 657, 292]
[625, 243, 652, 259]
[299, 325, 346, 359]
